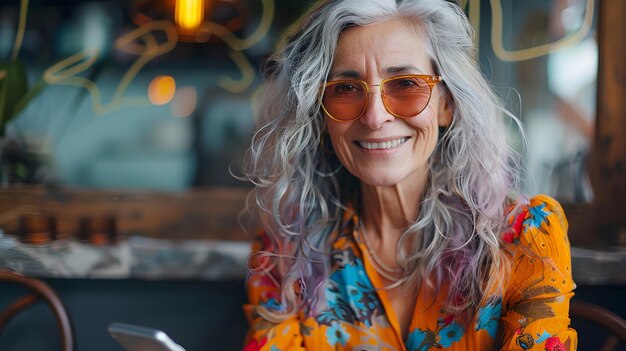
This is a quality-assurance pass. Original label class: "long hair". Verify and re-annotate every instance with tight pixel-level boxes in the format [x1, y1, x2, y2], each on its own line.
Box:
[243, 0, 522, 322]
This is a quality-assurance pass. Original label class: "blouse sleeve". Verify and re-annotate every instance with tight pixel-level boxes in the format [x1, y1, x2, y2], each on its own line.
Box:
[242, 232, 305, 351]
[498, 195, 578, 351]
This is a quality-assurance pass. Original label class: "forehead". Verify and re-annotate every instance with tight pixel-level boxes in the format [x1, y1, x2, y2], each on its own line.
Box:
[331, 18, 433, 77]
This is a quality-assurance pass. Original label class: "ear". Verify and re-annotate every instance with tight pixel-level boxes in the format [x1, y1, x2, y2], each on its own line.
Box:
[437, 89, 453, 127]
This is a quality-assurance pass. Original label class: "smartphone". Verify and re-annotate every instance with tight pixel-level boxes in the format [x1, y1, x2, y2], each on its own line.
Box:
[108, 322, 186, 351]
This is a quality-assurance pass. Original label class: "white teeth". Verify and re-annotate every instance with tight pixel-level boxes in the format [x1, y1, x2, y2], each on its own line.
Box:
[358, 137, 408, 150]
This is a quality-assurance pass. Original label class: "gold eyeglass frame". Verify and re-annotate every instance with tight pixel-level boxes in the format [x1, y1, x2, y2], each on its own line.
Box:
[320, 74, 443, 122]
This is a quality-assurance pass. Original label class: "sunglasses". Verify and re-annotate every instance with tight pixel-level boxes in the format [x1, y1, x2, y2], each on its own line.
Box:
[321, 74, 443, 122]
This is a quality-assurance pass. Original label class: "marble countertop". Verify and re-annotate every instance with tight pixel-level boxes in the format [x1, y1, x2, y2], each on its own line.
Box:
[0, 232, 250, 280]
[1, 231, 624, 285]
[570, 246, 626, 285]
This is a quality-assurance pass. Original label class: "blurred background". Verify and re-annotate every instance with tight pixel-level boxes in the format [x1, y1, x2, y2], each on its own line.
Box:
[1, 0, 305, 191]
[1, 0, 625, 350]
[0, 0, 598, 198]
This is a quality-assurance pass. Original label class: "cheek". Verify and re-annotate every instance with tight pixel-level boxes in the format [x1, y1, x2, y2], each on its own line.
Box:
[409, 109, 441, 156]
[409, 107, 439, 136]
[326, 124, 357, 169]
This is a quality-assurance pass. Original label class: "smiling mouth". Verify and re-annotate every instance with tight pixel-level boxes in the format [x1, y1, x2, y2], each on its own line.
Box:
[357, 137, 409, 150]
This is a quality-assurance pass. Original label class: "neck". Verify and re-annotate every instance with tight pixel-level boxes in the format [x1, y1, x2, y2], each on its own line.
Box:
[360, 168, 429, 243]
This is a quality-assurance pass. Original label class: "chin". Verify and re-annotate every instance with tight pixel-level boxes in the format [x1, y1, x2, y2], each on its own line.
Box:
[356, 172, 408, 187]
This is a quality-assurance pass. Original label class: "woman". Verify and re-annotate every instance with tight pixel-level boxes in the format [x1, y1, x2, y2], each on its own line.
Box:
[242, 0, 576, 350]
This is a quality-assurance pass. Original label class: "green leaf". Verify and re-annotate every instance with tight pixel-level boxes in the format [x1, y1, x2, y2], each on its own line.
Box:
[0, 60, 29, 137]
[14, 163, 30, 180]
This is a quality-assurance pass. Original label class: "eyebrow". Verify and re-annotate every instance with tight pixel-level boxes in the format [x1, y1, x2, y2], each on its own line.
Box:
[384, 65, 424, 74]
[329, 65, 426, 80]
[329, 70, 362, 80]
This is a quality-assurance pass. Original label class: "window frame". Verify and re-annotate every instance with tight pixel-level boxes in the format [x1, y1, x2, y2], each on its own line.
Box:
[564, 0, 626, 248]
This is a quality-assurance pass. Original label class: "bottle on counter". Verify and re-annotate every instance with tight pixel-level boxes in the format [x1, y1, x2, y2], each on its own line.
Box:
[78, 215, 118, 246]
[18, 213, 57, 244]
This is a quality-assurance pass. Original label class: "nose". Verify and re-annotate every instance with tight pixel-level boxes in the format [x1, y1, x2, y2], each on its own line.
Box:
[359, 91, 394, 129]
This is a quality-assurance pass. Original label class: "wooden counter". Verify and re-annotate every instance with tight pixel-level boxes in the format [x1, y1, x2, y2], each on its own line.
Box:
[0, 185, 250, 242]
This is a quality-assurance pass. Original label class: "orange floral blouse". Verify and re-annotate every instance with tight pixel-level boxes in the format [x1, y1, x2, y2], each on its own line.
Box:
[243, 195, 577, 351]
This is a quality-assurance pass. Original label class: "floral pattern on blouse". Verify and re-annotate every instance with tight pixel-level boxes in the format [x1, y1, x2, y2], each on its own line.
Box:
[243, 195, 577, 351]
[317, 254, 384, 327]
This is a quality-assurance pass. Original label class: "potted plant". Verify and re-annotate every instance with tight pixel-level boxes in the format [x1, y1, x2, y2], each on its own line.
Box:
[0, 0, 46, 185]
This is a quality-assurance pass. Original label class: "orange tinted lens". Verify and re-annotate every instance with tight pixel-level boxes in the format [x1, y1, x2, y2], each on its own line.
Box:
[382, 76, 431, 117]
[322, 82, 367, 120]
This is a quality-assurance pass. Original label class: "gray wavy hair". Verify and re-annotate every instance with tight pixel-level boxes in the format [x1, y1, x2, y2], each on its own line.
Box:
[243, 0, 522, 322]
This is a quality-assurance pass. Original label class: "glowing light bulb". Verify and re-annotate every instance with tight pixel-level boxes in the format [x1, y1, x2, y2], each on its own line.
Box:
[148, 75, 176, 105]
[175, 0, 204, 33]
